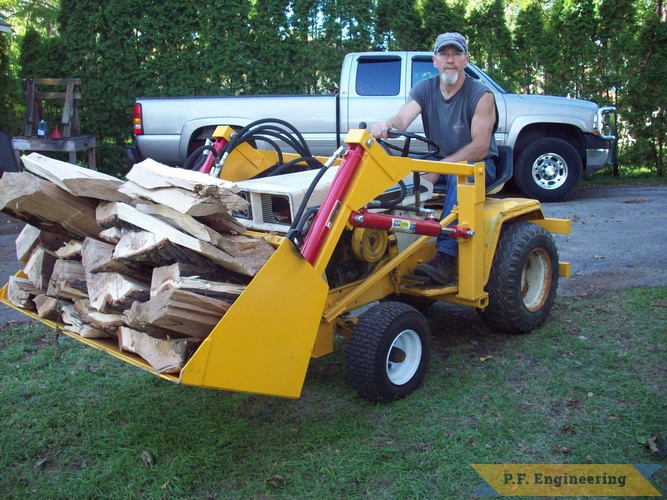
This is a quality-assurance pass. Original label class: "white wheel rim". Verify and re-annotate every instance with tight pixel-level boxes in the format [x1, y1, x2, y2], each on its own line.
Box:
[386, 329, 422, 385]
[521, 248, 552, 312]
[532, 152, 568, 190]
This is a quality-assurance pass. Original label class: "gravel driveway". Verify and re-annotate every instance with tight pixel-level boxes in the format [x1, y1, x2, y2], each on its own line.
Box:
[1, 184, 665, 324]
[541, 185, 667, 297]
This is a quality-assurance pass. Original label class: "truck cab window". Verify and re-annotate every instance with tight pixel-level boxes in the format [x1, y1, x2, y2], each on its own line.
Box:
[411, 58, 438, 86]
[411, 57, 482, 87]
[356, 58, 401, 96]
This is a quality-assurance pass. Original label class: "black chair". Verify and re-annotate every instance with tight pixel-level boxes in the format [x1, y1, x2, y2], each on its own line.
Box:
[0, 130, 20, 178]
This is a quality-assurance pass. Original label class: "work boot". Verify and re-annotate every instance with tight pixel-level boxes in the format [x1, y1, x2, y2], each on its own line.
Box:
[414, 252, 457, 285]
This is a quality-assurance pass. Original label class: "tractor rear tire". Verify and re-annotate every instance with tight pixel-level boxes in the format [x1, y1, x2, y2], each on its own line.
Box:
[478, 221, 559, 334]
[345, 301, 431, 403]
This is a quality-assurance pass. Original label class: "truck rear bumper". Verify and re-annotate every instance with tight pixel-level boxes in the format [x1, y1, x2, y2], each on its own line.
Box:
[135, 136, 181, 166]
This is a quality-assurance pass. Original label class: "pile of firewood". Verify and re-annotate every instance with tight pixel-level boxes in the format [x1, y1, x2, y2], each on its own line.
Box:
[0, 153, 276, 374]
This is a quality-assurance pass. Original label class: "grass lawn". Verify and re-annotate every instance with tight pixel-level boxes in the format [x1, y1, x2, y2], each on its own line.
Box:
[0, 286, 665, 498]
[582, 167, 667, 187]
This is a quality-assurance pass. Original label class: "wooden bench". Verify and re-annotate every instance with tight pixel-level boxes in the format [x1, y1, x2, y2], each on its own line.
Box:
[11, 78, 96, 169]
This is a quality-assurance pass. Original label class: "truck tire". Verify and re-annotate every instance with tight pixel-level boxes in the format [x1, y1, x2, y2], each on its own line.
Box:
[478, 221, 559, 334]
[514, 137, 582, 202]
[345, 301, 431, 402]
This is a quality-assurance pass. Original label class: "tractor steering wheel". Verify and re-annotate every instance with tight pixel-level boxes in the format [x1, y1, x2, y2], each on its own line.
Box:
[377, 129, 441, 160]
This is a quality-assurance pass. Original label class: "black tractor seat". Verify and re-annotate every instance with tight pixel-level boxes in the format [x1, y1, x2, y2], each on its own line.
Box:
[0, 130, 20, 178]
[432, 144, 513, 195]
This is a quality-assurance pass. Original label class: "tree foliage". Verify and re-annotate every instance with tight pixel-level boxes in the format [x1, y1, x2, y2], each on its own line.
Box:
[0, 0, 665, 174]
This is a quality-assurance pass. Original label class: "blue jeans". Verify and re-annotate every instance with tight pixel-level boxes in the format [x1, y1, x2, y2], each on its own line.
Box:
[436, 158, 496, 257]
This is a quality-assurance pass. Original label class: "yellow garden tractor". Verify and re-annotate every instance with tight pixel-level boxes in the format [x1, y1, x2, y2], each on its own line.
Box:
[0, 122, 570, 403]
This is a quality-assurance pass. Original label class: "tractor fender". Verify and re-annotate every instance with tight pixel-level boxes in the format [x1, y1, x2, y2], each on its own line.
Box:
[480, 198, 547, 284]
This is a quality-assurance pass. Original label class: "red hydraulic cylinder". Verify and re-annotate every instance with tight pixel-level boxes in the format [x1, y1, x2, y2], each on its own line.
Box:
[300, 144, 365, 265]
[349, 208, 475, 239]
[198, 137, 228, 175]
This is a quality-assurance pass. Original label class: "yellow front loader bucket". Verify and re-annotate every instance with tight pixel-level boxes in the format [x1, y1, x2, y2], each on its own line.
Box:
[179, 240, 328, 398]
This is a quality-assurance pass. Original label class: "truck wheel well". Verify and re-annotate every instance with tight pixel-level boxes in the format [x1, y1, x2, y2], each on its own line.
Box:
[513, 124, 587, 169]
[187, 126, 233, 157]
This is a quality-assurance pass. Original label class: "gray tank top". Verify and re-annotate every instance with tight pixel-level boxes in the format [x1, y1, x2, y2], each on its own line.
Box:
[410, 75, 498, 161]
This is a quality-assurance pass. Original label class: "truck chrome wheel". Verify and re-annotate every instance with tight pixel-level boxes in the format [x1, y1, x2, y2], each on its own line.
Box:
[531, 152, 568, 191]
[515, 137, 582, 202]
[478, 221, 559, 334]
[345, 301, 431, 402]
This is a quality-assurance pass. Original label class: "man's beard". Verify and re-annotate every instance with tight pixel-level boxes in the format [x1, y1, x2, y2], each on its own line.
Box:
[441, 70, 459, 86]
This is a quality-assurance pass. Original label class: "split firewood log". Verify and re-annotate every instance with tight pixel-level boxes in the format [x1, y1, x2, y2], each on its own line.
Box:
[20, 152, 132, 203]
[73, 299, 123, 334]
[151, 263, 247, 301]
[86, 272, 150, 314]
[97, 202, 257, 275]
[135, 202, 274, 273]
[33, 294, 59, 319]
[80, 237, 141, 279]
[23, 245, 58, 292]
[60, 304, 110, 339]
[118, 326, 200, 374]
[98, 226, 127, 244]
[123, 288, 231, 338]
[46, 259, 88, 300]
[55, 240, 83, 260]
[121, 158, 248, 215]
[15, 224, 68, 265]
[7, 276, 41, 309]
[0, 172, 103, 239]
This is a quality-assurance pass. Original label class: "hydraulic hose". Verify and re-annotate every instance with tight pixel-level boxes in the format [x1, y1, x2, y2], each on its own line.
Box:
[184, 143, 218, 170]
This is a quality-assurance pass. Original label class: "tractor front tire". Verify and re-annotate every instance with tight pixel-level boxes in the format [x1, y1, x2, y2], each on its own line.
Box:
[345, 301, 431, 403]
[478, 221, 559, 334]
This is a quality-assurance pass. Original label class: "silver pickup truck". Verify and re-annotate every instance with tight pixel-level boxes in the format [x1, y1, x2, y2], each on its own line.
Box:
[130, 51, 616, 202]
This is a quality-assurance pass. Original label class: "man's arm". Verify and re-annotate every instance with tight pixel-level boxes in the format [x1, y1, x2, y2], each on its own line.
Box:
[370, 97, 422, 138]
[443, 92, 496, 163]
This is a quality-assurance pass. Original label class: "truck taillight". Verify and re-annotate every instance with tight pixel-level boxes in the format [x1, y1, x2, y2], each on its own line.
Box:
[133, 103, 144, 135]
